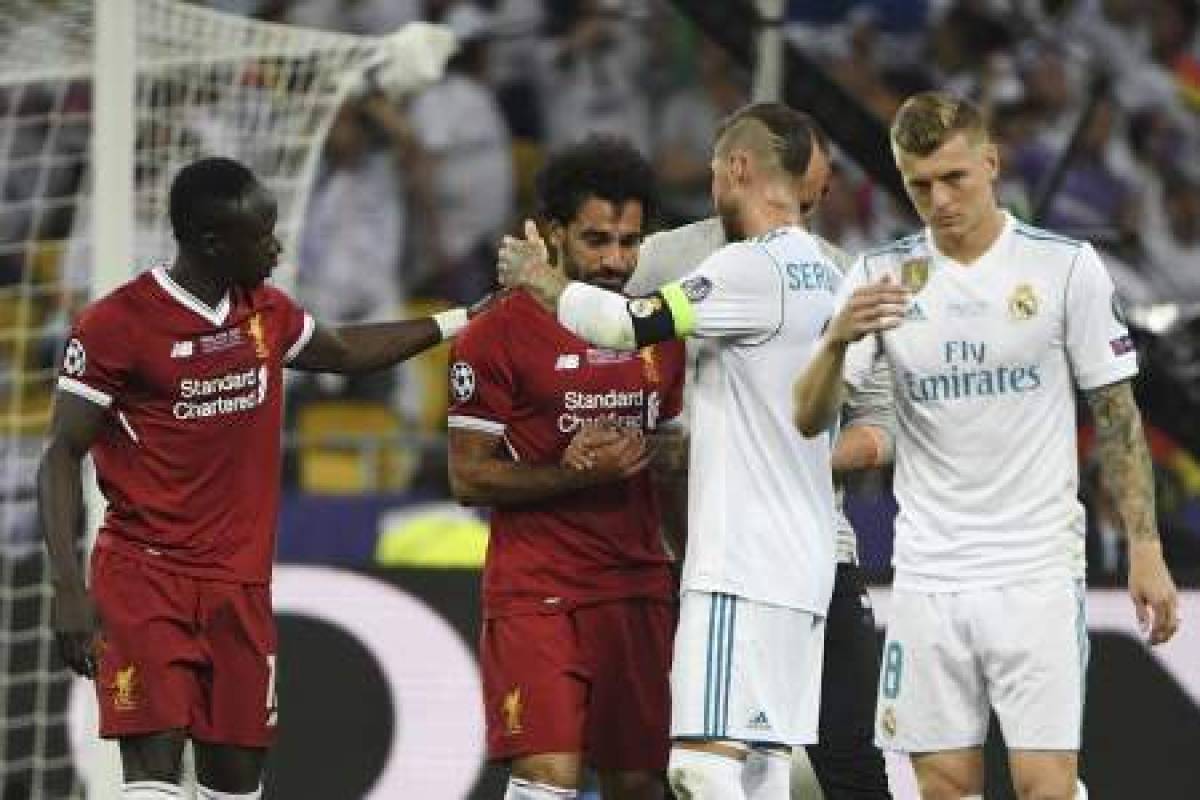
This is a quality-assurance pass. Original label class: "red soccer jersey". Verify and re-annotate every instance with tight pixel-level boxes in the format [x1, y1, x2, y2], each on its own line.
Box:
[448, 291, 685, 616]
[57, 267, 313, 584]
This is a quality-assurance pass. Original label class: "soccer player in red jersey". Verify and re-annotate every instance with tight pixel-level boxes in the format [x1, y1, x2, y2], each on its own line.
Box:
[37, 157, 475, 800]
[447, 136, 686, 800]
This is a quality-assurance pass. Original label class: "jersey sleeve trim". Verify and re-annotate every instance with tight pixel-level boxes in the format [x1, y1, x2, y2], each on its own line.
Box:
[447, 414, 506, 436]
[1075, 360, 1138, 392]
[284, 313, 316, 364]
[58, 376, 112, 408]
[659, 282, 696, 338]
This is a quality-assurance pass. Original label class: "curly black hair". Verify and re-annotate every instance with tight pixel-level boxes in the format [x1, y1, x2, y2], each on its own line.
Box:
[169, 156, 263, 246]
[534, 135, 657, 227]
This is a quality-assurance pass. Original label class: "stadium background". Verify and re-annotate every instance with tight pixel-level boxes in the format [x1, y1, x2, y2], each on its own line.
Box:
[2, 0, 1200, 797]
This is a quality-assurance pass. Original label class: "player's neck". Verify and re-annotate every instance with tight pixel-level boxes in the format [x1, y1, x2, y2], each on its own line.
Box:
[741, 200, 802, 239]
[169, 256, 230, 309]
[931, 206, 1006, 265]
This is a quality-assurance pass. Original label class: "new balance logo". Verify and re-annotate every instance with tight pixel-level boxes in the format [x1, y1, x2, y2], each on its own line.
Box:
[904, 302, 927, 322]
[170, 341, 194, 359]
[748, 710, 771, 730]
[555, 354, 580, 370]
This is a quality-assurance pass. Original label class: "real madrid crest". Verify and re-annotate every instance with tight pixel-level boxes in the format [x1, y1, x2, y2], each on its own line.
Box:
[1008, 283, 1038, 321]
[899, 258, 931, 293]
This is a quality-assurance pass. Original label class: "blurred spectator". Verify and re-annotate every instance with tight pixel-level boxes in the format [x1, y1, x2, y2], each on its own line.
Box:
[478, 0, 548, 139]
[407, 2, 514, 303]
[1014, 42, 1080, 147]
[1011, 95, 1138, 251]
[1142, 172, 1200, 301]
[925, 0, 1015, 100]
[537, 0, 652, 153]
[1062, 0, 1149, 90]
[653, 39, 747, 225]
[810, 160, 884, 256]
[280, 0, 421, 33]
[295, 96, 415, 400]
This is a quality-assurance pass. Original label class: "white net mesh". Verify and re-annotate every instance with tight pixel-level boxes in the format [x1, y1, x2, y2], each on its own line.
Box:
[0, 2, 450, 795]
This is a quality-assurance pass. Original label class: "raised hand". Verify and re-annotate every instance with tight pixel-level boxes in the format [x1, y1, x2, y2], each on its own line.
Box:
[498, 220, 569, 309]
[53, 589, 102, 678]
[827, 275, 910, 346]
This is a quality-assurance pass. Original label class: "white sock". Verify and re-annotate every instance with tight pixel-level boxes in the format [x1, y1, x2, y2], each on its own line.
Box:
[742, 749, 791, 800]
[197, 785, 262, 800]
[504, 777, 578, 799]
[1077, 780, 1088, 799]
[668, 747, 748, 799]
[122, 782, 182, 799]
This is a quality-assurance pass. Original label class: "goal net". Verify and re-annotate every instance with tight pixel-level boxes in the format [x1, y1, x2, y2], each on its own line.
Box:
[0, 2, 452, 796]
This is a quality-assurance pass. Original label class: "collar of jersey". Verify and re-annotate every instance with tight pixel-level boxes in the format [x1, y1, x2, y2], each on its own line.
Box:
[925, 210, 1015, 270]
[152, 267, 231, 327]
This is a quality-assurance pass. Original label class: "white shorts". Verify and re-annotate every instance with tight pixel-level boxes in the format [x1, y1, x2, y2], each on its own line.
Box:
[671, 591, 825, 747]
[875, 577, 1088, 753]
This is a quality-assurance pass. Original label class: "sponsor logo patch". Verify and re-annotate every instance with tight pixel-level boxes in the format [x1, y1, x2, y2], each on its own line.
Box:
[1110, 334, 1136, 356]
[747, 710, 772, 731]
[628, 296, 663, 318]
[554, 354, 580, 370]
[680, 275, 713, 303]
[63, 338, 86, 376]
[170, 340, 194, 359]
[449, 362, 476, 403]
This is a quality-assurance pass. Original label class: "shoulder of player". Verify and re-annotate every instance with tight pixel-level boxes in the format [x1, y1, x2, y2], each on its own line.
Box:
[73, 274, 152, 330]
[1010, 220, 1087, 266]
[643, 218, 724, 253]
[456, 291, 526, 346]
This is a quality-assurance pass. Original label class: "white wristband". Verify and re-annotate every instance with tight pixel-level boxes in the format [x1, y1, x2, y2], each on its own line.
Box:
[433, 308, 468, 340]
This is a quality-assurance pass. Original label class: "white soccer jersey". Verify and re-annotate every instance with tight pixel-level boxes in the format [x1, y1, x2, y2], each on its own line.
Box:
[841, 213, 1138, 591]
[669, 226, 839, 613]
[635, 218, 872, 566]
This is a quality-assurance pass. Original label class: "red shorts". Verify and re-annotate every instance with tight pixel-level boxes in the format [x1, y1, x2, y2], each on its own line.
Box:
[481, 597, 675, 771]
[90, 548, 277, 747]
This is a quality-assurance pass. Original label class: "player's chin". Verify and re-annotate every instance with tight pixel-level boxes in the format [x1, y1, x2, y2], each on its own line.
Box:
[594, 278, 627, 293]
[237, 273, 269, 290]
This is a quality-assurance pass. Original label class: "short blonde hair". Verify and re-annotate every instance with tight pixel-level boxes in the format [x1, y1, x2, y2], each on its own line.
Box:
[714, 102, 828, 178]
[890, 91, 988, 156]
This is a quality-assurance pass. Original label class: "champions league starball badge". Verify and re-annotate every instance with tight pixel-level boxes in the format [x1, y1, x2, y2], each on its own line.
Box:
[63, 338, 87, 376]
[449, 361, 476, 403]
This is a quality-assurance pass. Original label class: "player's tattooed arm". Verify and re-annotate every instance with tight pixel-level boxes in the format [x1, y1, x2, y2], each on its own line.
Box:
[37, 392, 106, 678]
[1087, 381, 1157, 543]
[1085, 379, 1180, 645]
